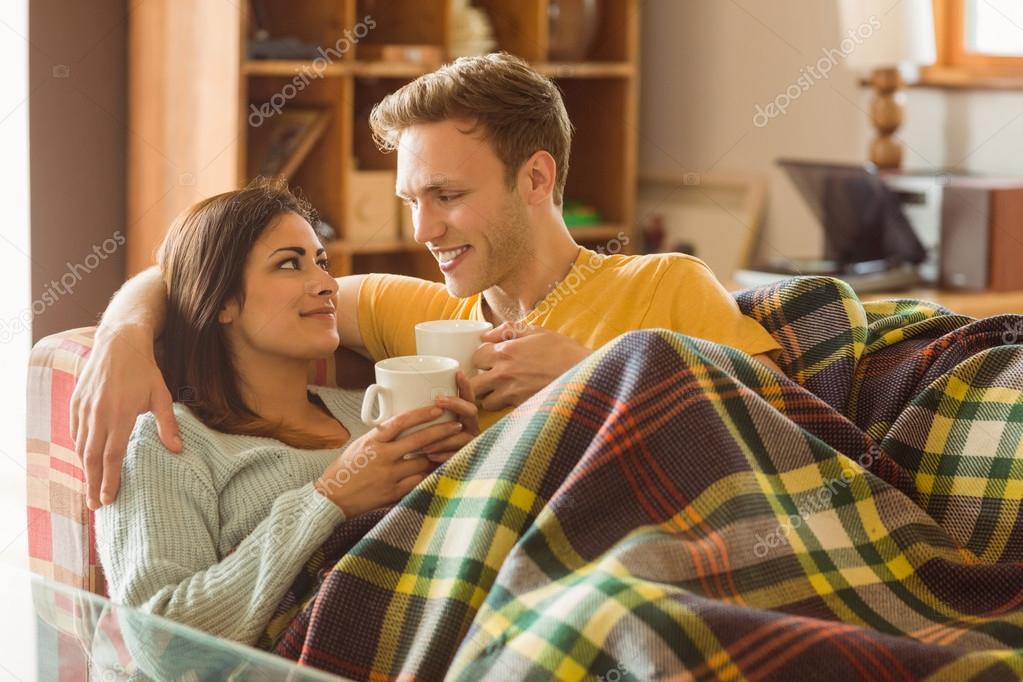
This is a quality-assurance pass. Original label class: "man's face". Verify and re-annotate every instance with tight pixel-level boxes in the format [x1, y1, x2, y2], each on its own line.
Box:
[395, 119, 531, 298]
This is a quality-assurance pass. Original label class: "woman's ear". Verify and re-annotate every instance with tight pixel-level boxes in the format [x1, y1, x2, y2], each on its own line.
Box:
[218, 298, 238, 325]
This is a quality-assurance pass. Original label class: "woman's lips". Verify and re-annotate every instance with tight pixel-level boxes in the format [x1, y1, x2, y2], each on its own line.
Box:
[300, 309, 335, 320]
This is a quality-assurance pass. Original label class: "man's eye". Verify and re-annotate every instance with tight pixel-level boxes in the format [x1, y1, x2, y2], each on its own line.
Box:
[438, 193, 462, 204]
[401, 197, 417, 208]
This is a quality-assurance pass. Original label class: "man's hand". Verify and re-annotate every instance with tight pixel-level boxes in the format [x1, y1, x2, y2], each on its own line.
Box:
[469, 323, 591, 412]
[70, 327, 181, 510]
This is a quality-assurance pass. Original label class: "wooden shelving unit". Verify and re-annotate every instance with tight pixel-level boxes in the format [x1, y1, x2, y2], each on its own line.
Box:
[127, 0, 640, 279]
[244, 60, 636, 79]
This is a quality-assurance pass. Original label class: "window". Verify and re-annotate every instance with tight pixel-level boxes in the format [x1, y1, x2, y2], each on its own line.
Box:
[0, 0, 29, 572]
[964, 0, 1023, 56]
[0, 0, 33, 677]
[928, 0, 1023, 84]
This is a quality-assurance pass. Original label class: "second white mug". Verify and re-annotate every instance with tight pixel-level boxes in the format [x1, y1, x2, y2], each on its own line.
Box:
[414, 319, 493, 377]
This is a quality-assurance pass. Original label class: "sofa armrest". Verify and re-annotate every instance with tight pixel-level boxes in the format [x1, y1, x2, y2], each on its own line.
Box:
[27, 326, 106, 594]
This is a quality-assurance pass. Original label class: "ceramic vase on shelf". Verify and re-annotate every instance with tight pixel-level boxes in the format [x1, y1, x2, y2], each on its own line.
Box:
[448, 0, 497, 58]
[548, 0, 600, 61]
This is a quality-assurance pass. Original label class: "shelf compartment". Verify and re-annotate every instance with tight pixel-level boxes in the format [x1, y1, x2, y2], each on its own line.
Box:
[352, 61, 434, 78]
[355, 0, 448, 50]
[555, 77, 632, 227]
[326, 240, 440, 280]
[245, 75, 352, 230]
[585, 0, 639, 62]
[352, 78, 412, 171]
[535, 62, 634, 78]
[244, 60, 349, 77]
[474, 0, 548, 61]
[327, 239, 420, 255]
[244, 59, 636, 80]
[253, 1, 358, 61]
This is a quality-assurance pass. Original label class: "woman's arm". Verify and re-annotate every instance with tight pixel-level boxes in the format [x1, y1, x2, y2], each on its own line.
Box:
[95, 419, 346, 645]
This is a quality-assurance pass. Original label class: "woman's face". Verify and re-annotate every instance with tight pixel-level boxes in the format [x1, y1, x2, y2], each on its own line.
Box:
[219, 212, 339, 362]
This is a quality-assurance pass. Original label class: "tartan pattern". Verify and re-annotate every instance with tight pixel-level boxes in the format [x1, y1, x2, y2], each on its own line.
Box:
[264, 276, 1023, 681]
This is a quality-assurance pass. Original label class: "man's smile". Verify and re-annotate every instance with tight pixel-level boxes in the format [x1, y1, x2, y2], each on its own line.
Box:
[432, 245, 472, 271]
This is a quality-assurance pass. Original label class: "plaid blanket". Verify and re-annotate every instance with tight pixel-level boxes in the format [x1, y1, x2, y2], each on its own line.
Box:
[262, 276, 1023, 681]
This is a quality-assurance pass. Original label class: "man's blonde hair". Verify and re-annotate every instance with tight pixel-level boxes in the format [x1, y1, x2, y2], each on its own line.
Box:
[369, 52, 574, 205]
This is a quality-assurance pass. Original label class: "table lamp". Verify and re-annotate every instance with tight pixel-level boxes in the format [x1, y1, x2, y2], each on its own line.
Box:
[838, 0, 936, 169]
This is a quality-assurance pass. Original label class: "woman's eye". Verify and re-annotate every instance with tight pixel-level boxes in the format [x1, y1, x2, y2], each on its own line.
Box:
[317, 259, 330, 272]
[278, 257, 299, 270]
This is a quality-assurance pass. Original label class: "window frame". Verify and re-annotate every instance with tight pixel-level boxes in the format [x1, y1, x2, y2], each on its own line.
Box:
[923, 0, 1023, 86]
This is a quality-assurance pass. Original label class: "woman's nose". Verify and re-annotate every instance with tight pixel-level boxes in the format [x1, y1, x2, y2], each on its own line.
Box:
[305, 268, 338, 297]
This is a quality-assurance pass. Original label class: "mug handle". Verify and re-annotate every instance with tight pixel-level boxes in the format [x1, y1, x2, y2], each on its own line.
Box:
[360, 384, 392, 427]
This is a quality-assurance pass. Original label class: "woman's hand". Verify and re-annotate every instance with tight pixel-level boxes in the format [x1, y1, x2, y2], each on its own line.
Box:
[315, 403, 467, 517]
[423, 370, 479, 464]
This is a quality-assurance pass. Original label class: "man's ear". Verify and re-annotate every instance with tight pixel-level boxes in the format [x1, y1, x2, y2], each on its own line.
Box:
[519, 150, 557, 206]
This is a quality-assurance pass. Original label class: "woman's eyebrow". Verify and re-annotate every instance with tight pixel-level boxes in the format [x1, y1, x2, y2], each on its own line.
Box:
[267, 246, 327, 259]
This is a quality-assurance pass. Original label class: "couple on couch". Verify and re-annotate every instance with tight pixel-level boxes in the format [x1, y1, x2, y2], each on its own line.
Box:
[75, 53, 782, 646]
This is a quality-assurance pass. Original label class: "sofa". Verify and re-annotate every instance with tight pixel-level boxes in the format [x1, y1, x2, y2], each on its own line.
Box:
[26, 328, 343, 597]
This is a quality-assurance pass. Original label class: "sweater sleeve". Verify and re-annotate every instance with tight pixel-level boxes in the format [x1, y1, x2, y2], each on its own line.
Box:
[95, 417, 346, 645]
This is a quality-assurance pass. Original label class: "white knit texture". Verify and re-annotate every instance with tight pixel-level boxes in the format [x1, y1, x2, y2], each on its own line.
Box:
[96, 386, 370, 644]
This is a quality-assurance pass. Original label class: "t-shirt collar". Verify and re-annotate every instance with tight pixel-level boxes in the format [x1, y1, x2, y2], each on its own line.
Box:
[470, 245, 598, 324]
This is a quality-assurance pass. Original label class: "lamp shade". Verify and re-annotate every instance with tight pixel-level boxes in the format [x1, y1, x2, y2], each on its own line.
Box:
[838, 0, 935, 69]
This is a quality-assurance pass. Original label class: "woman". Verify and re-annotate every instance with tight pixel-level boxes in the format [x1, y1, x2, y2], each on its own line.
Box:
[95, 178, 479, 645]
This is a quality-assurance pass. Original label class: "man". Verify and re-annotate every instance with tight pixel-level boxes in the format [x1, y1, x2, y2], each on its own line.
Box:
[72, 53, 781, 509]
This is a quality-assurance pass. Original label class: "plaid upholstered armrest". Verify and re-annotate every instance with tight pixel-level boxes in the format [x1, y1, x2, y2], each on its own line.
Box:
[26, 327, 105, 594]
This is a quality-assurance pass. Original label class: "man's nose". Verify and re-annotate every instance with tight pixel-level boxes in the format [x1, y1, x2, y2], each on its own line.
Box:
[413, 203, 445, 244]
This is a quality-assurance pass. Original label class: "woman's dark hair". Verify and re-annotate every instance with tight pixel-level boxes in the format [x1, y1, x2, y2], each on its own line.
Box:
[157, 177, 332, 449]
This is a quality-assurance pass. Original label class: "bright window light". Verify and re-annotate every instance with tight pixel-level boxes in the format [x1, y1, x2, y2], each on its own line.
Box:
[0, 0, 33, 677]
[965, 0, 1023, 56]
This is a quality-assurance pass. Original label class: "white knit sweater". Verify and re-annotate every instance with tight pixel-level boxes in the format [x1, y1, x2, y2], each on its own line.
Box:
[95, 385, 370, 645]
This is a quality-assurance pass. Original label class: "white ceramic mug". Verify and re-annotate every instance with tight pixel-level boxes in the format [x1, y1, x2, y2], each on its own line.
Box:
[360, 355, 459, 434]
[415, 319, 493, 377]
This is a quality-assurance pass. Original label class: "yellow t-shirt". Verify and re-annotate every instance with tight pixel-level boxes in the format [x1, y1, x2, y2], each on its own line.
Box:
[357, 247, 780, 429]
